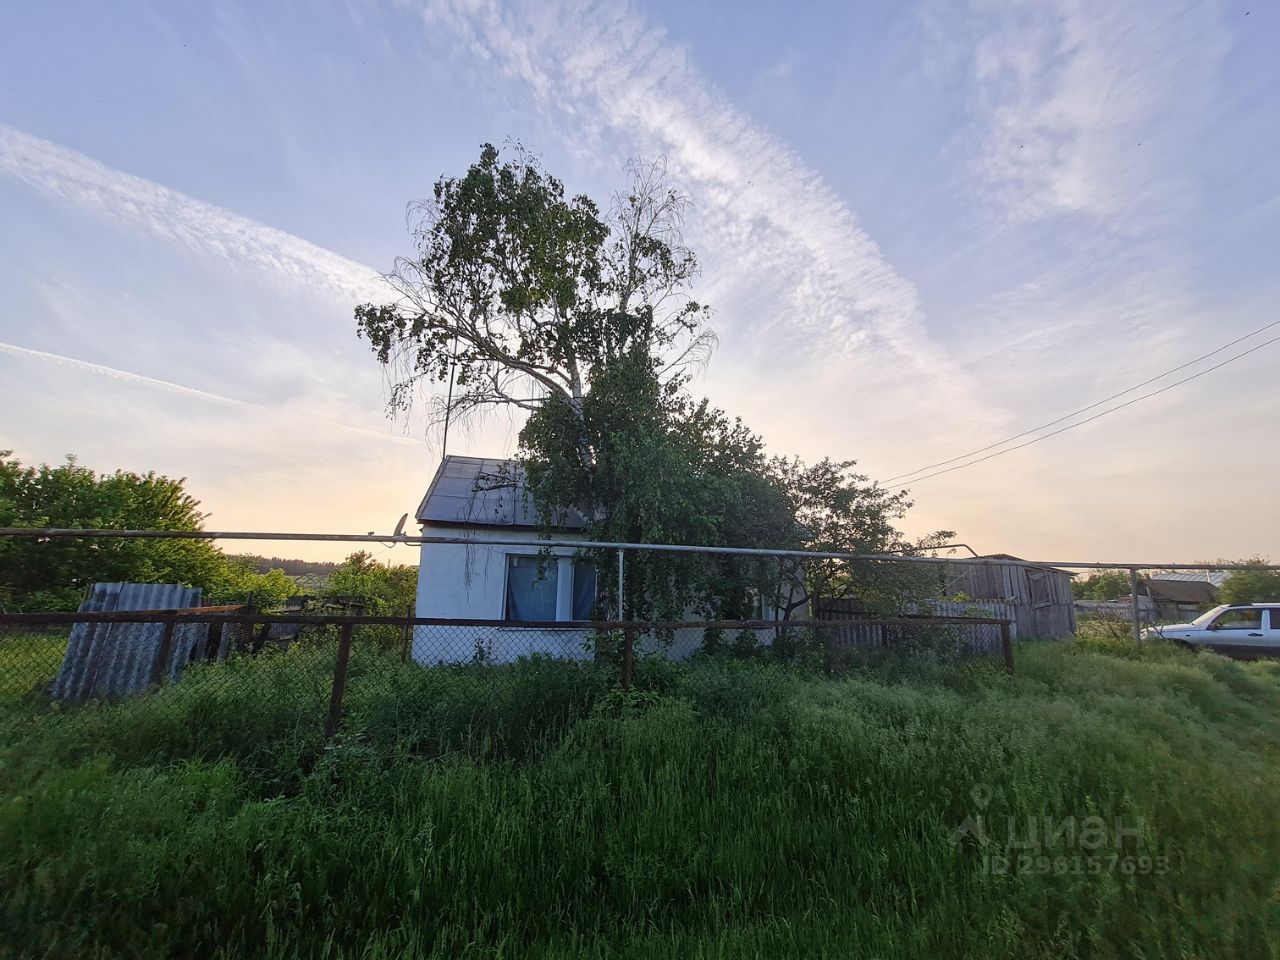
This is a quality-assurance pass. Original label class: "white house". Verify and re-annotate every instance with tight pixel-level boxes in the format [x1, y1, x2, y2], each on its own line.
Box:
[412, 455, 601, 664]
[411, 454, 778, 664]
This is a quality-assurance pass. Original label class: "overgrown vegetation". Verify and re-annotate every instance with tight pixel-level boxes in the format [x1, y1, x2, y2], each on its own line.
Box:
[2, 637, 1279, 958]
[1071, 570, 1130, 601]
[324, 550, 417, 615]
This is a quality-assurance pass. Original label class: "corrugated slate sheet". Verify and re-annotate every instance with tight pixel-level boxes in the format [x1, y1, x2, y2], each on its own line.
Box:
[51, 582, 204, 702]
[416, 456, 587, 529]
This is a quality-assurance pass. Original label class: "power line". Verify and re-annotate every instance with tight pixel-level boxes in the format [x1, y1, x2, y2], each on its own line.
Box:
[884, 318, 1280, 485]
[889, 333, 1280, 490]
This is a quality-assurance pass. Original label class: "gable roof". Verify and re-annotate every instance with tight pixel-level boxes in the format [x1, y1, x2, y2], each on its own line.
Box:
[416, 455, 587, 530]
[1146, 569, 1231, 588]
[1143, 578, 1218, 604]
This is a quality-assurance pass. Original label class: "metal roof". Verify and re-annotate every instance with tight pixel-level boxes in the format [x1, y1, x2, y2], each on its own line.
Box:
[1142, 578, 1219, 604]
[416, 456, 586, 530]
[1146, 570, 1232, 588]
[51, 582, 205, 702]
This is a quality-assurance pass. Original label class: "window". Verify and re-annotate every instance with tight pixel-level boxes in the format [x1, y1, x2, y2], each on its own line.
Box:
[1211, 609, 1263, 631]
[505, 555, 559, 621]
[503, 555, 598, 621]
[1027, 572, 1051, 608]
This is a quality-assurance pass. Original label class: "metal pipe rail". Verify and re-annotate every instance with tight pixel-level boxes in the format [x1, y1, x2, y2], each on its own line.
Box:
[2, 527, 1278, 572]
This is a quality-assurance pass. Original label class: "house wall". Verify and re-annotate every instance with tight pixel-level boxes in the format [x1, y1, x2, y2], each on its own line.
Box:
[412, 527, 778, 664]
[413, 525, 599, 664]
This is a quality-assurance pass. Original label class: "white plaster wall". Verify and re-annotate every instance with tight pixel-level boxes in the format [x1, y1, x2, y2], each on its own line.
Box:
[413, 525, 593, 664]
[411, 524, 786, 664]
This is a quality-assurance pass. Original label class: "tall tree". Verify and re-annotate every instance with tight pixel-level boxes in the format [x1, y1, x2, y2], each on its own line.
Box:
[356, 144, 714, 471]
[767, 458, 953, 619]
[358, 144, 952, 623]
[518, 350, 794, 619]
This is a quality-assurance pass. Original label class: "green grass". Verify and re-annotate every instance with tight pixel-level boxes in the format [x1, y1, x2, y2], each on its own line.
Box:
[0, 629, 66, 703]
[2, 636, 1280, 958]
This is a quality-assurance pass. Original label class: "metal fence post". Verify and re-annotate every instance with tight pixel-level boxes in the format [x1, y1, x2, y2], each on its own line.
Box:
[400, 605, 413, 664]
[1129, 567, 1142, 648]
[616, 548, 625, 621]
[151, 616, 177, 686]
[325, 621, 355, 739]
[622, 624, 634, 690]
[1000, 620, 1014, 674]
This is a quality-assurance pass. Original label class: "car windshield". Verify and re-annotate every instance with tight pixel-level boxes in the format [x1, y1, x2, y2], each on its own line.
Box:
[1191, 605, 1229, 626]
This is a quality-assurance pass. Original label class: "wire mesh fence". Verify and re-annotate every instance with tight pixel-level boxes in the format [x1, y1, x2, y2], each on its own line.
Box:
[0, 612, 1013, 754]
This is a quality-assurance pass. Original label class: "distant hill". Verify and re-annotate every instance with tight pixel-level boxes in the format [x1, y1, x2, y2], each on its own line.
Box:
[226, 554, 342, 578]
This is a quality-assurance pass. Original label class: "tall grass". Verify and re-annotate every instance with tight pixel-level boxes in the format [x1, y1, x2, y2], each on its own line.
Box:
[2, 639, 1279, 958]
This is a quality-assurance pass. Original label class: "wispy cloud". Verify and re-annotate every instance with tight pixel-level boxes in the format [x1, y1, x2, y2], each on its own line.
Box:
[0, 123, 385, 303]
[0, 340, 253, 409]
[967, 0, 1226, 227]
[0, 341, 421, 445]
[420, 0, 993, 419]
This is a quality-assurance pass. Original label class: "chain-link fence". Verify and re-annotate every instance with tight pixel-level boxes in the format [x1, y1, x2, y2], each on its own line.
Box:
[0, 612, 1012, 754]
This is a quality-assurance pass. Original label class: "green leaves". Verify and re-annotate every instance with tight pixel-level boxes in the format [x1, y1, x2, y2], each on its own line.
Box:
[0, 451, 298, 611]
[355, 143, 713, 427]
[1072, 571, 1130, 601]
[1220, 560, 1280, 605]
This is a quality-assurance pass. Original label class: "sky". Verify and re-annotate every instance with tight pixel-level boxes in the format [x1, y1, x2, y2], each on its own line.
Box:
[1, 0, 1277, 564]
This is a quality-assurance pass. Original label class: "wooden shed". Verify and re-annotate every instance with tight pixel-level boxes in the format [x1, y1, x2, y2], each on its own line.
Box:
[942, 554, 1077, 640]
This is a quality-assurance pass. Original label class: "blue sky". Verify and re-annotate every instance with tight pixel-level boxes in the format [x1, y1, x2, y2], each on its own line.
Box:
[2, 0, 1277, 562]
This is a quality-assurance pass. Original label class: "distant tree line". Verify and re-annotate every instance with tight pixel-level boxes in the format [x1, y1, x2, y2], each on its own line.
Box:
[1220, 560, 1280, 605]
[225, 554, 341, 578]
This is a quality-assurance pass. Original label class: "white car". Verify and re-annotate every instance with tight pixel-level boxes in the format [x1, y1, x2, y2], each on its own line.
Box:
[1143, 604, 1280, 656]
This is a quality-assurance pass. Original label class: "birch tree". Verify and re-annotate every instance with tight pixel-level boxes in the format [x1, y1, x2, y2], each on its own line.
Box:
[355, 143, 715, 469]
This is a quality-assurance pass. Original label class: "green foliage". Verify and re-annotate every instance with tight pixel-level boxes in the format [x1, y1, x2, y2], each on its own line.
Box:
[226, 554, 340, 579]
[1071, 571, 1130, 601]
[205, 556, 300, 609]
[520, 350, 796, 619]
[325, 551, 417, 616]
[356, 143, 711, 425]
[766, 456, 954, 617]
[2, 643, 1280, 957]
[0, 451, 298, 610]
[1220, 558, 1280, 605]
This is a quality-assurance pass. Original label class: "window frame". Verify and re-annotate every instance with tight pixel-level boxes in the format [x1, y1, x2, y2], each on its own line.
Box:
[501, 552, 597, 622]
[1210, 608, 1264, 631]
[502, 553, 561, 622]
